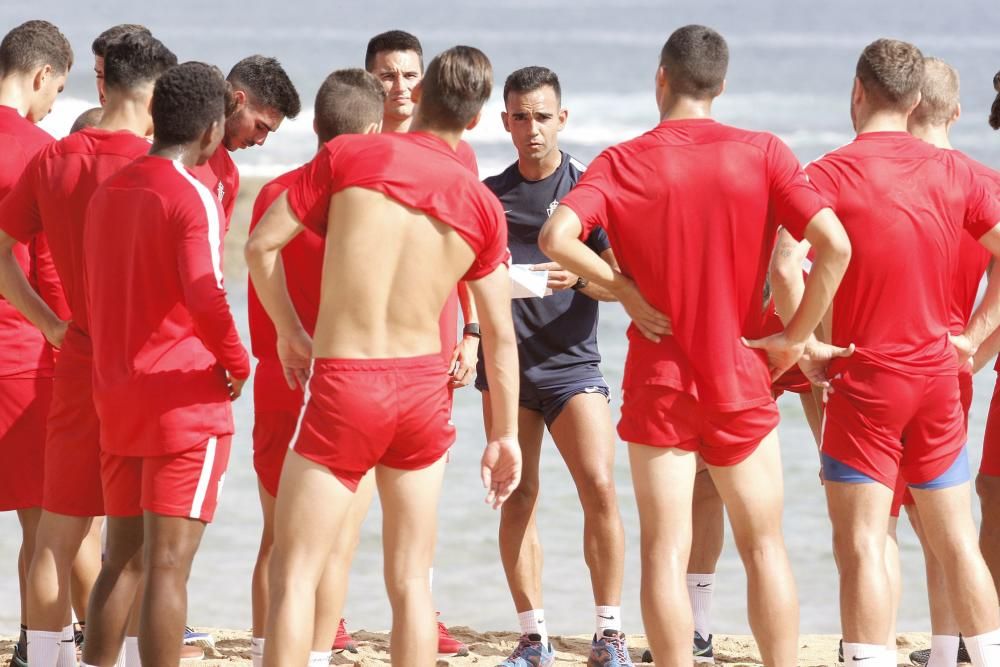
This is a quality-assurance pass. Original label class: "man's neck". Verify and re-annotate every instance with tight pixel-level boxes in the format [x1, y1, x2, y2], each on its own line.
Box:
[909, 123, 952, 150]
[98, 96, 149, 137]
[408, 117, 463, 150]
[383, 115, 412, 133]
[517, 149, 562, 181]
[149, 142, 201, 168]
[659, 95, 714, 122]
[856, 110, 909, 135]
[0, 75, 33, 118]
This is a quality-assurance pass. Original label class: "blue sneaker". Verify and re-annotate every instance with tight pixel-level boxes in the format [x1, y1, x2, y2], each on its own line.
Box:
[497, 633, 555, 667]
[184, 626, 214, 648]
[589, 629, 634, 666]
[693, 632, 714, 664]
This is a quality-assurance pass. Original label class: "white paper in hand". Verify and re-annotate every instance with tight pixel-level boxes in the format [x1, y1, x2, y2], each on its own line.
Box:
[510, 264, 550, 299]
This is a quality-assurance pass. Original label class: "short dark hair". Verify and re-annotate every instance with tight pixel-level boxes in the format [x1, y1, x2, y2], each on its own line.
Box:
[70, 107, 103, 133]
[659, 25, 729, 99]
[91, 24, 151, 58]
[856, 38, 924, 111]
[990, 70, 1000, 131]
[314, 69, 385, 144]
[103, 32, 177, 92]
[227, 55, 301, 119]
[0, 20, 73, 76]
[503, 66, 561, 106]
[418, 46, 493, 131]
[153, 62, 228, 145]
[365, 30, 423, 72]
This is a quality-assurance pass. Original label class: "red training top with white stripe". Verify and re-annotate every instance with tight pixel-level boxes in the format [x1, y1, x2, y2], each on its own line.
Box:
[0, 106, 67, 377]
[191, 143, 239, 229]
[562, 118, 826, 411]
[84, 155, 250, 457]
[806, 133, 1000, 375]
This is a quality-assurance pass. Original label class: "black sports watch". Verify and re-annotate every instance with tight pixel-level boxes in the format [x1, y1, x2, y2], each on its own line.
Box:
[463, 323, 481, 338]
[571, 277, 589, 291]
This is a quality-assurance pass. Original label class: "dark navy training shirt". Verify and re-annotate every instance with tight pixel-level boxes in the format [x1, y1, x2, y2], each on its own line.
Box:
[477, 151, 611, 390]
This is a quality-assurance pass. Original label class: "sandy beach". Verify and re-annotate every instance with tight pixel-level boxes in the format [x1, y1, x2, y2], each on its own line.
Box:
[0, 629, 934, 666]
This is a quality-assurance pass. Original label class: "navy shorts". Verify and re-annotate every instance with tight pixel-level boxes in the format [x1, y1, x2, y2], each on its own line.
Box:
[477, 375, 610, 427]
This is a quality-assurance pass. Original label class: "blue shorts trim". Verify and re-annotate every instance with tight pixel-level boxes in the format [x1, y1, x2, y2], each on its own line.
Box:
[821, 454, 877, 484]
[911, 447, 970, 490]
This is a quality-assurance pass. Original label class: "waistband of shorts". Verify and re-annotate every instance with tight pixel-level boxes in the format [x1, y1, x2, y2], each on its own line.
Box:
[313, 354, 445, 373]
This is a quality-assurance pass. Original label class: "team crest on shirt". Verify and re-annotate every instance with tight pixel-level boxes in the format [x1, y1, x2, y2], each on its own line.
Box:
[216, 182, 225, 204]
[547, 199, 559, 217]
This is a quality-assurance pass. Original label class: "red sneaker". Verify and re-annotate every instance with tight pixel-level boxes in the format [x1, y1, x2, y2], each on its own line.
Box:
[332, 618, 357, 653]
[437, 613, 468, 657]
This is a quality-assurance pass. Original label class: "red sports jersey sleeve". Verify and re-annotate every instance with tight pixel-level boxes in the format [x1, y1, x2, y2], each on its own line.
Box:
[963, 172, 1000, 239]
[766, 138, 827, 240]
[563, 151, 614, 242]
[0, 153, 44, 244]
[191, 144, 239, 227]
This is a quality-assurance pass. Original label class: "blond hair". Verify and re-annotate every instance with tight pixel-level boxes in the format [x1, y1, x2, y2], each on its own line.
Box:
[911, 57, 959, 126]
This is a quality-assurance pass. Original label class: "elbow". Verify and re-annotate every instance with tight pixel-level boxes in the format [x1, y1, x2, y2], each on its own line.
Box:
[537, 222, 561, 259]
[827, 226, 852, 272]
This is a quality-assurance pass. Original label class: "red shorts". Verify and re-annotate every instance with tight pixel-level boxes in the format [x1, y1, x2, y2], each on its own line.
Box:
[101, 435, 232, 522]
[822, 360, 964, 490]
[44, 369, 104, 517]
[772, 364, 812, 397]
[980, 372, 1000, 477]
[617, 384, 780, 466]
[891, 368, 973, 516]
[293, 355, 455, 492]
[253, 410, 298, 498]
[0, 375, 52, 511]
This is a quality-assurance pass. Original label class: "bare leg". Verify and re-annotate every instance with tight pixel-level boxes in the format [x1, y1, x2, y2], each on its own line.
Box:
[377, 457, 448, 665]
[81, 516, 144, 667]
[548, 392, 625, 607]
[72, 516, 105, 625]
[886, 517, 900, 652]
[708, 430, 798, 667]
[138, 513, 206, 667]
[976, 473, 1000, 596]
[688, 466, 724, 575]
[825, 480, 893, 644]
[911, 483, 1000, 636]
[251, 483, 276, 639]
[16, 508, 41, 629]
[28, 512, 94, 630]
[628, 443, 697, 667]
[263, 451, 355, 667]
[905, 503, 959, 636]
[483, 390, 547, 613]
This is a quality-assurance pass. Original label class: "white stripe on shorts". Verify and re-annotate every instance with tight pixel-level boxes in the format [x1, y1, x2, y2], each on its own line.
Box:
[190, 436, 218, 519]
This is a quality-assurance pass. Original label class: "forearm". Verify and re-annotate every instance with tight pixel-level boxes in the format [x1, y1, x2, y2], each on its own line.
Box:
[458, 281, 477, 324]
[784, 211, 850, 344]
[245, 246, 305, 339]
[482, 321, 519, 441]
[0, 247, 63, 338]
[964, 272, 1000, 351]
[579, 281, 618, 302]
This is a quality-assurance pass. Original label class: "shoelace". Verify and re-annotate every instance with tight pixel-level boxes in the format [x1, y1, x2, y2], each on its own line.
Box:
[608, 634, 630, 662]
[508, 635, 535, 660]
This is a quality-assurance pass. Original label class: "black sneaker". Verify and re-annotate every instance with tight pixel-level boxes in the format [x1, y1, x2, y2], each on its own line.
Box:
[839, 639, 844, 663]
[9, 639, 28, 667]
[640, 648, 653, 663]
[909, 637, 971, 666]
[638, 632, 713, 665]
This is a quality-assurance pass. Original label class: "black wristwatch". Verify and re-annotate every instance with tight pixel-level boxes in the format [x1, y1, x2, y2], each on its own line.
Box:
[463, 323, 481, 338]
[571, 277, 589, 291]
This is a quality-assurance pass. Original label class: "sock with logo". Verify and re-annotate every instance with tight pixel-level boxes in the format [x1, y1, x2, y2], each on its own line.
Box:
[125, 636, 141, 667]
[27, 630, 62, 667]
[596, 606, 621, 634]
[250, 638, 265, 667]
[56, 625, 75, 667]
[842, 642, 889, 666]
[518, 609, 548, 646]
[308, 650, 331, 667]
[687, 573, 715, 640]
[113, 640, 127, 667]
[965, 628, 1000, 667]
[927, 635, 960, 667]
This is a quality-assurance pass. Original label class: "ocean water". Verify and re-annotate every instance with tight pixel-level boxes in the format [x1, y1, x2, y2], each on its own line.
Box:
[2, 0, 1000, 641]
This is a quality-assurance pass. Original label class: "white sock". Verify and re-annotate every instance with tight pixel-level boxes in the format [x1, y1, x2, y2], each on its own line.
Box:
[843, 643, 889, 666]
[517, 609, 547, 645]
[112, 641, 126, 667]
[687, 573, 715, 640]
[965, 629, 1000, 667]
[307, 650, 331, 667]
[596, 606, 621, 634]
[250, 637, 265, 667]
[125, 636, 141, 667]
[57, 626, 76, 667]
[27, 630, 63, 667]
[927, 635, 960, 667]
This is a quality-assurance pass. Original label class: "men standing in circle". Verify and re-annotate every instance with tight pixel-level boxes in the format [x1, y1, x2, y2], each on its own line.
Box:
[804, 40, 1000, 667]
[539, 25, 851, 667]
[478, 65, 631, 667]
[247, 45, 521, 667]
[0, 19, 72, 667]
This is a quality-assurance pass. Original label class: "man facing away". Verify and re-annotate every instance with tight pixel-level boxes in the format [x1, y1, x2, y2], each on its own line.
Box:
[478, 64, 631, 667]
[540, 24, 851, 667]
[247, 45, 521, 667]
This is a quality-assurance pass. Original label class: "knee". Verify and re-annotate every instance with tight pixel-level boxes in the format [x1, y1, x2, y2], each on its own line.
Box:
[733, 533, 786, 568]
[383, 570, 428, 603]
[578, 474, 619, 516]
[502, 480, 540, 518]
[831, 528, 884, 571]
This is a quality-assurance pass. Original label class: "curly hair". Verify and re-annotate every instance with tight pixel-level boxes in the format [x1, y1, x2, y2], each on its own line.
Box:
[990, 70, 1000, 130]
[103, 32, 176, 92]
[91, 24, 150, 57]
[227, 55, 300, 119]
[152, 62, 228, 145]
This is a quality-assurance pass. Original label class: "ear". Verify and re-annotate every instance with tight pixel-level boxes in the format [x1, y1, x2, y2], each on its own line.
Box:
[717, 78, 727, 97]
[851, 77, 864, 107]
[364, 121, 380, 134]
[32, 64, 53, 91]
[906, 90, 922, 116]
[411, 80, 423, 105]
[952, 102, 962, 124]
[557, 107, 568, 131]
[501, 110, 510, 133]
[312, 116, 319, 136]
[232, 88, 248, 112]
[465, 109, 482, 131]
[203, 119, 221, 149]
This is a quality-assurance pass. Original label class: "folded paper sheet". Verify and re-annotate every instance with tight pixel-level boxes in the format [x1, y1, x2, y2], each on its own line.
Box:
[510, 264, 551, 299]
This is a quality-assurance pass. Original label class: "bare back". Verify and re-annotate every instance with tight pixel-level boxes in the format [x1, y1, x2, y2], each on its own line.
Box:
[313, 187, 475, 359]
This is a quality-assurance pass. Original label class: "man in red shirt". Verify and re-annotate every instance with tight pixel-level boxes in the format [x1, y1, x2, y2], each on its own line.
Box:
[797, 40, 1000, 666]
[539, 25, 851, 667]
[91, 24, 150, 107]
[0, 19, 72, 667]
[192, 55, 300, 227]
[247, 69, 385, 667]
[78, 61, 248, 667]
[246, 46, 521, 667]
[0, 33, 176, 667]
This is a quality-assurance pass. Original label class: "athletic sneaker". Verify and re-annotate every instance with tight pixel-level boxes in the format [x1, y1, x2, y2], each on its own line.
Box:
[838, 639, 844, 663]
[693, 632, 714, 664]
[589, 629, 634, 667]
[8, 639, 27, 667]
[74, 622, 85, 650]
[640, 648, 653, 664]
[909, 637, 971, 666]
[332, 618, 357, 653]
[184, 626, 214, 647]
[180, 644, 205, 661]
[438, 614, 468, 657]
[497, 633, 555, 666]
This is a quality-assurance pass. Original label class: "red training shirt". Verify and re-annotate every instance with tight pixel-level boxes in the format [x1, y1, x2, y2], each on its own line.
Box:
[562, 118, 826, 411]
[806, 132, 1000, 375]
[84, 155, 249, 456]
[950, 151, 999, 335]
[191, 143, 239, 229]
